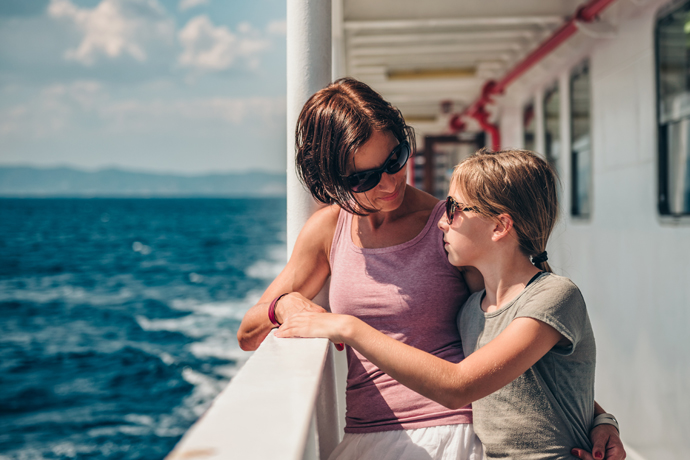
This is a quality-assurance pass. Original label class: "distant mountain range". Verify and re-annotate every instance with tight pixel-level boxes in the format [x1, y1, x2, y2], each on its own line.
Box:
[0, 166, 287, 197]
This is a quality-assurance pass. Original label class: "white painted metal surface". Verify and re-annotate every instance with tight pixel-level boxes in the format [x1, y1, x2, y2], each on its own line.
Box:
[495, 1, 688, 458]
[285, 2, 344, 459]
[286, 0, 332, 256]
[339, 1, 585, 122]
[166, 333, 334, 460]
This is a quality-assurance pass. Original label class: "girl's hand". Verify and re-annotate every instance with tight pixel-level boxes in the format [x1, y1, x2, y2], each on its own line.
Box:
[274, 292, 327, 324]
[275, 311, 353, 345]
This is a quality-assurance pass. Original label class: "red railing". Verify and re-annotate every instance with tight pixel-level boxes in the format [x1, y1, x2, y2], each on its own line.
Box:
[450, 0, 619, 149]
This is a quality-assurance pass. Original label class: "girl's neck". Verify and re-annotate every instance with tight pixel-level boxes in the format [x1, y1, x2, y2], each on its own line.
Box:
[478, 250, 542, 313]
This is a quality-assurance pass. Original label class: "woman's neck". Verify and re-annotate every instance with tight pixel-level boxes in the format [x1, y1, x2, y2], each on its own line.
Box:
[477, 249, 542, 313]
[361, 185, 429, 228]
[352, 186, 437, 249]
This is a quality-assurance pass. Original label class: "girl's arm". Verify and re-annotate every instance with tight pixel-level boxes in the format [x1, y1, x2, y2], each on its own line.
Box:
[278, 299, 626, 460]
[276, 308, 561, 409]
[237, 205, 339, 351]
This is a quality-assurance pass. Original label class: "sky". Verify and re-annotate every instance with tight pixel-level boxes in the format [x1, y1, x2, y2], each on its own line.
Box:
[0, 0, 287, 174]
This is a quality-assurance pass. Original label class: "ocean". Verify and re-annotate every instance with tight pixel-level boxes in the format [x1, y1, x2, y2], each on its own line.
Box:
[0, 198, 287, 460]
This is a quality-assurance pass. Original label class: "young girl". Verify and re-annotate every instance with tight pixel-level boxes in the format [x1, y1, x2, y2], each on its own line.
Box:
[277, 148, 603, 459]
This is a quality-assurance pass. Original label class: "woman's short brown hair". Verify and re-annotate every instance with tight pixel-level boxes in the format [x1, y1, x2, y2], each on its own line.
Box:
[295, 78, 415, 215]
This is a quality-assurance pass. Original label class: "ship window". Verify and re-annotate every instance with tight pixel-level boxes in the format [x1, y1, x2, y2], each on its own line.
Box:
[544, 83, 561, 176]
[570, 62, 592, 218]
[523, 99, 536, 151]
[657, 1, 690, 216]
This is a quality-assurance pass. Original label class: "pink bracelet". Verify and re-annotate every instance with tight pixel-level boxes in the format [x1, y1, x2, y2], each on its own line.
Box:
[268, 293, 288, 327]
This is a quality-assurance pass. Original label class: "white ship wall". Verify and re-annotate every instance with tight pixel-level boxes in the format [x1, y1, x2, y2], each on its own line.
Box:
[498, 2, 690, 458]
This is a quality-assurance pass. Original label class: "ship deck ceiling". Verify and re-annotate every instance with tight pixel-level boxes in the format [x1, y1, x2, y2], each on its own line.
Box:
[342, 0, 589, 123]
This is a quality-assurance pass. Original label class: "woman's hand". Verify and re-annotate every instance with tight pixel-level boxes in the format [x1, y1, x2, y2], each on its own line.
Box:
[274, 292, 327, 324]
[236, 205, 338, 351]
[275, 310, 354, 345]
[571, 424, 626, 460]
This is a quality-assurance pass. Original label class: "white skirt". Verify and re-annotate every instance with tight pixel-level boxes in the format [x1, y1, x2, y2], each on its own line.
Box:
[328, 424, 483, 460]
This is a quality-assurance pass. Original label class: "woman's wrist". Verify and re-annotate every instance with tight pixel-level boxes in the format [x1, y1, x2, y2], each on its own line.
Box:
[269, 293, 289, 326]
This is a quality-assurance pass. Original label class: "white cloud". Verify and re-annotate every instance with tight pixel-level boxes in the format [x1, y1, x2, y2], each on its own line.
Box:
[48, 0, 174, 66]
[177, 15, 270, 72]
[101, 96, 286, 128]
[178, 0, 209, 11]
[266, 19, 286, 36]
[0, 81, 284, 138]
[0, 82, 287, 173]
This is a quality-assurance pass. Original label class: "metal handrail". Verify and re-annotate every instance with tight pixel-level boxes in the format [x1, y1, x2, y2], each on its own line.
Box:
[166, 331, 342, 460]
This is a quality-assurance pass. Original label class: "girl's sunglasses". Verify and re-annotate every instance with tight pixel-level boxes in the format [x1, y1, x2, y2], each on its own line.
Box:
[343, 141, 410, 193]
[445, 196, 479, 224]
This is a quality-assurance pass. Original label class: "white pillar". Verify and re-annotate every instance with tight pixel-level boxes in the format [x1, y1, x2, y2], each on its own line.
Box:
[287, 0, 332, 257]
[287, 2, 341, 458]
[332, 0, 346, 80]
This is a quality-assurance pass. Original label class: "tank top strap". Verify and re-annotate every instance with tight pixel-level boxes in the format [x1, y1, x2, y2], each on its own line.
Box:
[329, 207, 349, 269]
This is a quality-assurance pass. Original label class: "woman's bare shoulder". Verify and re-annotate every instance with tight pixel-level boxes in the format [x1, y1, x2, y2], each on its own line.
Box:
[297, 204, 341, 252]
[402, 186, 441, 224]
[308, 203, 341, 227]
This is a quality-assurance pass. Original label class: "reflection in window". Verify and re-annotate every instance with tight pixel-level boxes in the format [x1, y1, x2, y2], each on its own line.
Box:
[657, 1, 690, 216]
[544, 83, 560, 176]
[523, 100, 536, 152]
[570, 63, 591, 218]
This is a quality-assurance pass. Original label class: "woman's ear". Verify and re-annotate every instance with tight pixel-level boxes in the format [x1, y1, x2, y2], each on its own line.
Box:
[491, 214, 514, 241]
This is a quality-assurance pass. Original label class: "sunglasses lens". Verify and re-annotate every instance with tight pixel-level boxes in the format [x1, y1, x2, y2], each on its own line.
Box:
[445, 197, 455, 224]
[350, 171, 381, 193]
[385, 142, 410, 174]
[346, 140, 410, 193]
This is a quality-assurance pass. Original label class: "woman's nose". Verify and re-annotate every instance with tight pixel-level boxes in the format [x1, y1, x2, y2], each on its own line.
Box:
[377, 171, 396, 191]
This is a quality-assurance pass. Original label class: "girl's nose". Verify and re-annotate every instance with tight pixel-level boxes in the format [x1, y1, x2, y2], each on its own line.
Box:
[438, 214, 449, 231]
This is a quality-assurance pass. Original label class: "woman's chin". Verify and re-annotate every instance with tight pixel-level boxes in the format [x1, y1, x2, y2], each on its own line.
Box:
[374, 187, 405, 211]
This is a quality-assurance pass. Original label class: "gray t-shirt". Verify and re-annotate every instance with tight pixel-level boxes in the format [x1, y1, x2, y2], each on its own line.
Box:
[458, 272, 595, 459]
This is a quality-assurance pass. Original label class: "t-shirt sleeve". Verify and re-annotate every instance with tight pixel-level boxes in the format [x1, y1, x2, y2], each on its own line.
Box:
[514, 276, 588, 356]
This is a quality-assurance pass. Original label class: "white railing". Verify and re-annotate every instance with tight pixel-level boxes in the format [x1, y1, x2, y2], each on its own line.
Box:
[166, 331, 346, 460]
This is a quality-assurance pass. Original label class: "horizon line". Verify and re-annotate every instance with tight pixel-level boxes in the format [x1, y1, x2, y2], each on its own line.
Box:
[0, 164, 288, 178]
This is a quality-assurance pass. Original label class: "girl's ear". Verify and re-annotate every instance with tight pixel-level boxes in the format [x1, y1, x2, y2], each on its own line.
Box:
[491, 214, 514, 241]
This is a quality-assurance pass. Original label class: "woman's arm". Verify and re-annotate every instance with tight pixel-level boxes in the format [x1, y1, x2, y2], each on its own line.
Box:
[573, 401, 626, 460]
[236, 205, 339, 351]
[276, 308, 562, 409]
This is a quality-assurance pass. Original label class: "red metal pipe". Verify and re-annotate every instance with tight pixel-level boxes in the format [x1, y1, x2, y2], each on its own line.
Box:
[578, 0, 618, 21]
[450, 0, 618, 148]
[493, 21, 578, 95]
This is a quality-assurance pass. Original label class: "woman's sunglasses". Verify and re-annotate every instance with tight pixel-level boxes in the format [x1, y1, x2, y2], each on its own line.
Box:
[343, 140, 410, 193]
[445, 196, 479, 225]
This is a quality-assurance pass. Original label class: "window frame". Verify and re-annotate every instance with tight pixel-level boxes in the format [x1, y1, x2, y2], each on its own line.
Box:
[522, 98, 536, 152]
[543, 81, 561, 177]
[655, 0, 690, 219]
[569, 60, 593, 220]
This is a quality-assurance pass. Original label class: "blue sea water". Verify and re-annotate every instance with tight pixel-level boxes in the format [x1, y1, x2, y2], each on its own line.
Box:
[0, 198, 287, 460]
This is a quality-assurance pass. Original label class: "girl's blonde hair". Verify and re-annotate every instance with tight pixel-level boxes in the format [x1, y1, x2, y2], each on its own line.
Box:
[450, 148, 559, 272]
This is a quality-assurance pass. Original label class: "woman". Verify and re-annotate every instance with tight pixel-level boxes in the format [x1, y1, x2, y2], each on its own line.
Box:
[237, 79, 623, 460]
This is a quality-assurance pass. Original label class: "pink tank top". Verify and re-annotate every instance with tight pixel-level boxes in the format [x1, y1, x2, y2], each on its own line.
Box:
[329, 200, 473, 433]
